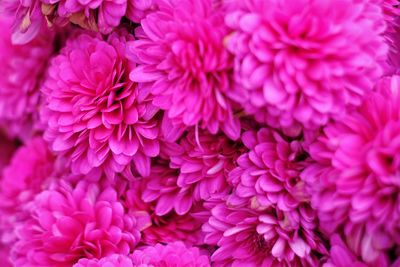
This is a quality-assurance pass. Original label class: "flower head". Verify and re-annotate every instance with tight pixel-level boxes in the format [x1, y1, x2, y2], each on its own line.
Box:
[42, 30, 160, 178]
[11, 180, 147, 266]
[131, 242, 210, 267]
[0, 15, 54, 139]
[226, 0, 387, 133]
[203, 201, 327, 266]
[128, 0, 241, 140]
[302, 75, 400, 258]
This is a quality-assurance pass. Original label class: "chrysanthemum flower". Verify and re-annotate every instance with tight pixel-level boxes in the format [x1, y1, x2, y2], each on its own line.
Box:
[124, 178, 204, 246]
[228, 128, 310, 211]
[73, 254, 134, 267]
[225, 0, 387, 133]
[41, 30, 160, 178]
[203, 201, 327, 266]
[128, 0, 241, 140]
[301, 75, 400, 259]
[11, 180, 148, 266]
[0, 15, 54, 140]
[131, 242, 210, 267]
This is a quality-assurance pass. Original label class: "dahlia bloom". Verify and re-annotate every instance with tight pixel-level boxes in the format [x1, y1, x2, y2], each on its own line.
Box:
[301, 75, 400, 257]
[131, 242, 210, 267]
[203, 201, 327, 266]
[128, 0, 241, 140]
[74, 254, 134, 267]
[42, 31, 160, 178]
[0, 15, 54, 139]
[165, 130, 243, 214]
[228, 128, 310, 211]
[225, 0, 387, 133]
[323, 234, 390, 267]
[11, 180, 148, 266]
[124, 179, 204, 245]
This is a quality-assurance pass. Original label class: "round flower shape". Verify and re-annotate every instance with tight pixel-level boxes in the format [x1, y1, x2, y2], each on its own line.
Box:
[203, 201, 326, 266]
[166, 129, 243, 214]
[124, 179, 204, 246]
[0, 15, 54, 139]
[42, 31, 160, 179]
[0, 137, 54, 244]
[11, 180, 147, 266]
[225, 0, 387, 132]
[228, 128, 310, 211]
[301, 75, 400, 248]
[128, 0, 241, 140]
[131, 242, 210, 267]
[73, 254, 134, 267]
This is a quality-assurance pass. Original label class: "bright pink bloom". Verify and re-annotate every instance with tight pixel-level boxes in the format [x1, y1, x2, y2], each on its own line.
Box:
[124, 178, 204, 246]
[302, 75, 400, 260]
[42, 31, 160, 179]
[131, 242, 210, 267]
[226, 0, 387, 133]
[0, 15, 54, 140]
[74, 254, 134, 267]
[203, 201, 327, 266]
[128, 0, 241, 140]
[228, 128, 310, 211]
[11, 180, 148, 266]
[0, 137, 54, 245]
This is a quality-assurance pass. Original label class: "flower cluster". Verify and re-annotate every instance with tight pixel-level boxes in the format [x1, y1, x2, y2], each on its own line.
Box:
[1, 0, 400, 266]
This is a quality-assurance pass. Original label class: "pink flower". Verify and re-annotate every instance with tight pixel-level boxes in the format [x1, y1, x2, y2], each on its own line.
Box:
[0, 137, 54, 245]
[301, 75, 400, 259]
[203, 201, 327, 266]
[41, 30, 160, 179]
[128, 0, 241, 140]
[0, 15, 54, 140]
[126, 0, 155, 23]
[73, 254, 134, 267]
[131, 242, 210, 267]
[124, 178, 204, 246]
[11, 180, 148, 266]
[228, 128, 310, 211]
[225, 0, 387, 133]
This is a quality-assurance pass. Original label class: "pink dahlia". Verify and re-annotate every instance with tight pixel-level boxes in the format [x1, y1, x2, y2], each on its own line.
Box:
[74, 254, 134, 267]
[42, 30, 160, 178]
[228, 128, 310, 211]
[301, 75, 400, 255]
[131, 242, 210, 267]
[166, 129, 243, 214]
[0, 15, 54, 140]
[225, 0, 387, 133]
[0, 137, 54, 244]
[323, 234, 390, 267]
[11, 180, 148, 266]
[203, 201, 327, 266]
[128, 0, 241, 140]
[124, 179, 204, 245]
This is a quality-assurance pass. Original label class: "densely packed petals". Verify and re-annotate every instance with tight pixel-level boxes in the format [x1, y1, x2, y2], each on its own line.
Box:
[226, 0, 387, 134]
[11, 180, 148, 266]
[0, 15, 54, 139]
[128, 0, 241, 140]
[41, 30, 160, 179]
[73, 254, 134, 267]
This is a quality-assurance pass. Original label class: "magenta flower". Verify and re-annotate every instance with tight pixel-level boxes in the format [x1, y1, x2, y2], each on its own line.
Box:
[74, 254, 134, 267]
[203, 201, 327, 266]
[41, 30, 160, 178]
[131, 242, 210, 267]
[302, 75, 400, 259]
[0, 15, 54, 140]
[128, 0, 241, 140]
[126, 0, 155, 23]
[124, 178, 204, 246]
[228, 128, 310, 211]
[225, 0, 387, 133]
[11, 180, 148, 266]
